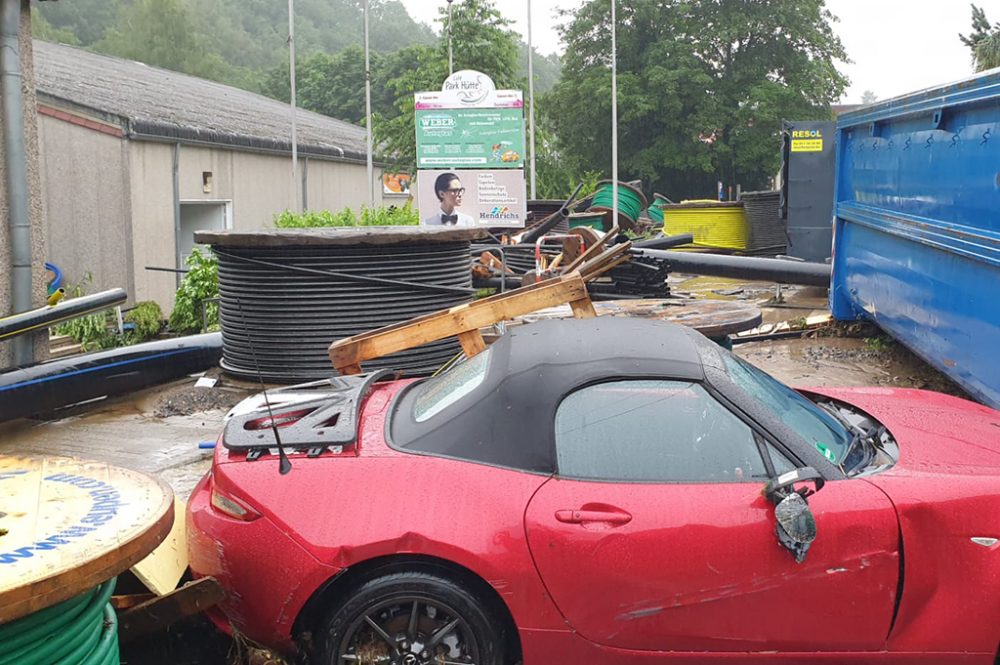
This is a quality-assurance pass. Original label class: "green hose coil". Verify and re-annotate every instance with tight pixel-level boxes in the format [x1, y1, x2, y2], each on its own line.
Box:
[647, 193, 670, 224]
[0, 579, 119, 665]
[567, 212, 608, 231]
[588, 180, 648, 228]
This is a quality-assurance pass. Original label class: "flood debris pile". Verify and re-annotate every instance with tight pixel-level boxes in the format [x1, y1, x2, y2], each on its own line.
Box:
[471, 181, 805, 301]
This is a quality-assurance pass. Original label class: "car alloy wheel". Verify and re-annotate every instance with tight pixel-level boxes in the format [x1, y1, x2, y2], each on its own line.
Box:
[321, 571, 504, 665]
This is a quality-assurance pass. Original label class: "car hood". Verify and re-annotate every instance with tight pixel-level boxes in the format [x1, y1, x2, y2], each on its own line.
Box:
[804, 387, 1000, 475]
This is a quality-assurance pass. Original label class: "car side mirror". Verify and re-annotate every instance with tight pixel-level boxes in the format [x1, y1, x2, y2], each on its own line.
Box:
[765, 468, 823, 564]
[764, 466, 824, 503]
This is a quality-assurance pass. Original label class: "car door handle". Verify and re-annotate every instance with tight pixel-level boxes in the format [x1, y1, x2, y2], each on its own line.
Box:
[555, 509, 632, 526]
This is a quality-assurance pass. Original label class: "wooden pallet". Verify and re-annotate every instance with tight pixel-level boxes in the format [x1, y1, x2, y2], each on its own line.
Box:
[328, 272, 596, 375]
[328, 228, 632, 375]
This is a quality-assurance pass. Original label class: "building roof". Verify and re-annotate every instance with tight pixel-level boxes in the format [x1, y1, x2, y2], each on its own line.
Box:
[33, 40, 369, 162]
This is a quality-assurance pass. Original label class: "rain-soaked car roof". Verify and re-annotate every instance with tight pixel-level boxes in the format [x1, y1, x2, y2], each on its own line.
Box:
[388, 317, 708, 473]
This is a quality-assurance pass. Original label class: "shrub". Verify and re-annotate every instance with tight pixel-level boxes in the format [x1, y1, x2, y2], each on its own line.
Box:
[124, 301, 163, 343]
[53, 272, 116, 351]
[274, 203, 419, 228]
[168, 249, 219, 334]
[54, 309, 116, 351]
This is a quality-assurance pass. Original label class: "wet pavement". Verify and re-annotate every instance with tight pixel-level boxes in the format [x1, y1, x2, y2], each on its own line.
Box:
[0, 373, 256, 500]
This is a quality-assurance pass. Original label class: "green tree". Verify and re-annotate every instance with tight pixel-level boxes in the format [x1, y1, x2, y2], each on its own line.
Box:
[96, 0, 237, 82]
[374, 0, 523, 173]
[35, 0, 437, 95]
[31, 9, 81, 46]
[36, 0, 120, 45]
[960, 4, 1000, 72]
[518, 47, 562, 95]
[531, 94, 601, 199]
[440, 0, 522, 88]
[374, 44, 450, 172]
[264, 47, 367, 124]
[549, 0, 848, 201]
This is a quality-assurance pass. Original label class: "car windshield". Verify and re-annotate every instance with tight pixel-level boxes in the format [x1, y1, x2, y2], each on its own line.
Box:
[412, 348, 492, 422]
[721, 353, 851, 465]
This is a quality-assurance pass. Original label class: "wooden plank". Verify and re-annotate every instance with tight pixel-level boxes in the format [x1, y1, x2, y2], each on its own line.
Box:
[569, 298, 598, 318]
[118, 577, 225, 643]
[334, 272, 579, 347]
[130, 496, 188, 596]
[580, 253, 632, 280]
[457, 330, 487, 357]
[330, 274, 590, 373]
[563, 224, 619, 273]
[112, 593, 156, 610]
[578, 243, 633, 279]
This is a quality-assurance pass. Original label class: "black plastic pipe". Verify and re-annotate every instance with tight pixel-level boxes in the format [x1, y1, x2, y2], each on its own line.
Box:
[521, 182, 585, 244]
[0, 332, 222, 422]
[634, 249, 831, 287]
[633, 233, 695, 250]
[0, 289, 128, 341]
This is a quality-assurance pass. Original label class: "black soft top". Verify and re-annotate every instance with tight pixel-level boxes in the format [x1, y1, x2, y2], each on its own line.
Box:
[389, 317, 706, 473]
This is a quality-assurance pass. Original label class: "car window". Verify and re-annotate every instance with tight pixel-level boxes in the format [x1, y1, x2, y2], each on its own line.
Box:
[720, 353, 851, 465]
[412, 348, 492, 422]
[554, 380, 769, 482]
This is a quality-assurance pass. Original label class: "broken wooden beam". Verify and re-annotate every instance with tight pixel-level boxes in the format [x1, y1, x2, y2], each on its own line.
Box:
[329, 272, 595, 374]
[118, 577, 225, 643]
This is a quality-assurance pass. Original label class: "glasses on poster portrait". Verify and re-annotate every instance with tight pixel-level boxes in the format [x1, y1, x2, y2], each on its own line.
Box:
[445, 187, 466, 195]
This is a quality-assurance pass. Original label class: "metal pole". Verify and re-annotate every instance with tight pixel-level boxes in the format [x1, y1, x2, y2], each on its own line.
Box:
[447, 0, 454, 75]
[1, 0, 33, 364]
[527, 0, 536, 200]
[288, 0, 300, 211]
[364, 0, 374, 206]
[610, 0, 618, 226]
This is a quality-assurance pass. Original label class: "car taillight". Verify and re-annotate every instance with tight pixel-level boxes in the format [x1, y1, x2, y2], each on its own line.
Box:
[210, 485, 262, 521]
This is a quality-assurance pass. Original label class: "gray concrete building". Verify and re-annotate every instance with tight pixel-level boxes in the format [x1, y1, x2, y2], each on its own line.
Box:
[33, 40, 388, 313]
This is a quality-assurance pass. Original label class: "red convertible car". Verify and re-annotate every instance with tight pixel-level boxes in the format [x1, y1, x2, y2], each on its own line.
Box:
[187, 318, 1000, 664]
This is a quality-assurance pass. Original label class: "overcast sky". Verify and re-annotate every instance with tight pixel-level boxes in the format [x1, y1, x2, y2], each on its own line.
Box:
[396, 0, 981, 103]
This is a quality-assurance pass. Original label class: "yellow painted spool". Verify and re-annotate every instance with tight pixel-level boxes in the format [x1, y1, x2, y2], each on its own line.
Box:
[662, 200, 748, 250]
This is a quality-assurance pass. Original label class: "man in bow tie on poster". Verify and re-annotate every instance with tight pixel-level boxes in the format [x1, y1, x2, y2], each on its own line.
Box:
[423, 172, 474, 226]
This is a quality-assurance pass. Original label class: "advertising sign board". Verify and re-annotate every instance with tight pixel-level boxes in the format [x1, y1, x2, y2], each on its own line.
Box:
[417, 169, 526, 228]
[416, 107, 525, 169]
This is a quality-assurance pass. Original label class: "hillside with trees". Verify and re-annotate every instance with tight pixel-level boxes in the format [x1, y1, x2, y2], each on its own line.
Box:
[32, 0, 560, 99]
[33, 0, 848, 202]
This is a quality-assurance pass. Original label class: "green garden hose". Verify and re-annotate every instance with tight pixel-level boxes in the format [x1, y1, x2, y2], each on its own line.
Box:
[647, 193, 671, 224]
[588, 180, 648, 227]
[0, 579, 118, 665]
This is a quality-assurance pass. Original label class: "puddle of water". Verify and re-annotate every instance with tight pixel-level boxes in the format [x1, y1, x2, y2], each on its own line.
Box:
[735, 336, 964, 398]
[673, 276, 747, 300]
[0, 380, 231, 500]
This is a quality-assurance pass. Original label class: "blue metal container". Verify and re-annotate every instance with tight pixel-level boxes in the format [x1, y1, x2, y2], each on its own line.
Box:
[831, 70, 1000, 408]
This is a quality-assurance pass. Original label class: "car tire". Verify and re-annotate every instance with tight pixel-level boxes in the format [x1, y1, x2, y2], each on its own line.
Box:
[319, 571, 506, 665]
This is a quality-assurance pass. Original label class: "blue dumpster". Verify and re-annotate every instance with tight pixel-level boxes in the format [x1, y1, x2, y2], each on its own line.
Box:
[831, 70, 1000, 408]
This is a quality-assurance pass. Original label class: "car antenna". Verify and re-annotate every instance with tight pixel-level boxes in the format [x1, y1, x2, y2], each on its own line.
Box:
[237, 298, 292, 475]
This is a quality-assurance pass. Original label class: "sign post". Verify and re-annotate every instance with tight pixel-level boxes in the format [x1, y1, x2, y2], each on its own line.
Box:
[415, 71, 527, 229]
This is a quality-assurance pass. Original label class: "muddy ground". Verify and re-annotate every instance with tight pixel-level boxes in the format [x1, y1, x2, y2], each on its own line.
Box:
[0, 280, 973, 665]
